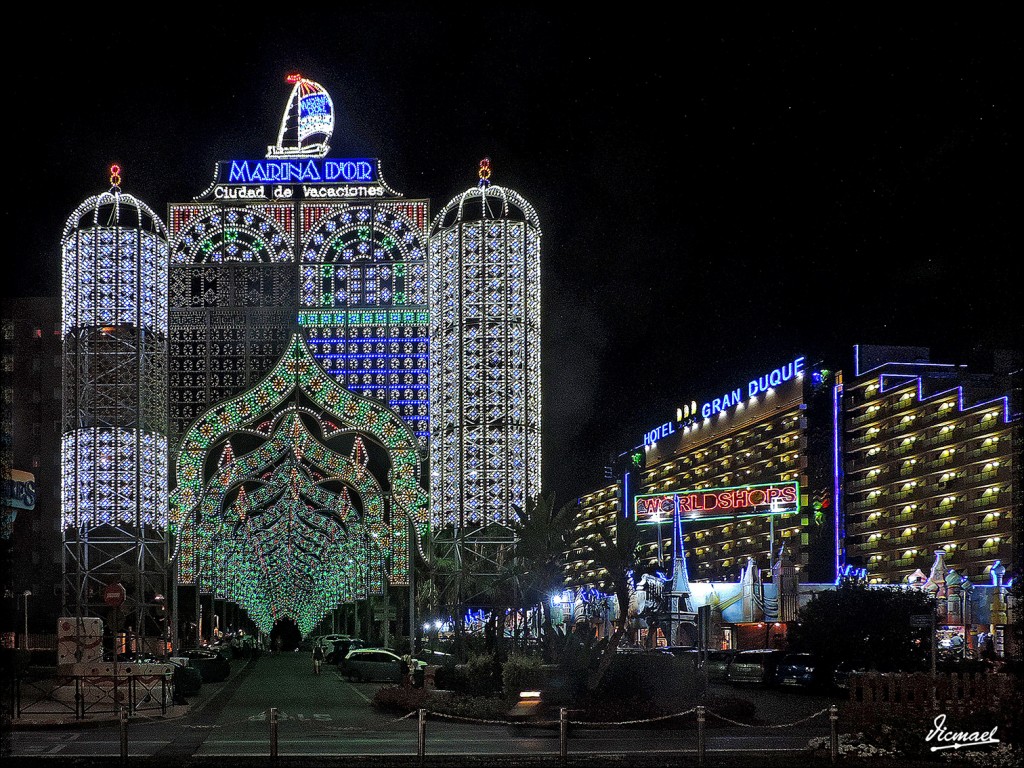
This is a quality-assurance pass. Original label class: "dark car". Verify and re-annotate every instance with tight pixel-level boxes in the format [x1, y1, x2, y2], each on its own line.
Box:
[705, 650, 738, 681]
[331, 637, 368, 666]
[774, 653, 828, 689]
[179, 648, 231, 682]
[413, 649, 456, 666]
[168, 658, 203, 698]
[727, 649, 785, 685]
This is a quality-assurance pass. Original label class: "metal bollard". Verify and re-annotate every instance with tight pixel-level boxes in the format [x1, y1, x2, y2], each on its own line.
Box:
[417, 708, 427, 765]
[119, 705, 129, 762]
[270, 706, 279, 759]
[559, 707, 568, 763]
[829, 704, 839, 764]
[696, 705, 706, 768]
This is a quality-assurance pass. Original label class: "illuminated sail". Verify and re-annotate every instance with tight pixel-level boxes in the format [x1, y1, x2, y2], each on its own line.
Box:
[267, 75, 334, 159]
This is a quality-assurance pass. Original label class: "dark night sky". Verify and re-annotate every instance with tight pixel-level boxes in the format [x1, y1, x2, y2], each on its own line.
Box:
[3, 9, 1017, 503]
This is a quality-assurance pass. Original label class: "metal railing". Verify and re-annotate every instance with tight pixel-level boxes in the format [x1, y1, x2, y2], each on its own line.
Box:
[15, 671, 172, 720]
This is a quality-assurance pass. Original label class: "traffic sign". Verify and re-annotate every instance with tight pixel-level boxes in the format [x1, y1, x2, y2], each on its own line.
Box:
[910, 613, 933, 628]
[103, 582, 126, 608]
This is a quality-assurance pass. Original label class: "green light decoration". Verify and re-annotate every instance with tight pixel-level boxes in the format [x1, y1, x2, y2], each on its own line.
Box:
[171, 333, 428, 635]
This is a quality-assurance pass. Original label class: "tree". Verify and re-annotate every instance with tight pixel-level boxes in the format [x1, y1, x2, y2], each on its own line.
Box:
[787, 581, 935, 672]
[510, 492, 578, 661]
[573, 501, 651, 690]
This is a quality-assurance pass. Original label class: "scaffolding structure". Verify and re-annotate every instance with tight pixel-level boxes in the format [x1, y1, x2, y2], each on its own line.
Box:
[60, 175, 171, 649]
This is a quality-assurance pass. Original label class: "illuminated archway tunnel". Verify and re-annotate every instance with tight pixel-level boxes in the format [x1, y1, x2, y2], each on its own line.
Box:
[170, 334, 428, 636]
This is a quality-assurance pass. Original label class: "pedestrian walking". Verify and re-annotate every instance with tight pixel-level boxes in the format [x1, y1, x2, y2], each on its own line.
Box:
[312, 642, 325, 675]
[273, 636, 282, 655]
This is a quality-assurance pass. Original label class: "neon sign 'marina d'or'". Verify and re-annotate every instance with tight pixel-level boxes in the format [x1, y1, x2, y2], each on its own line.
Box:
[221, 159, 376, 184]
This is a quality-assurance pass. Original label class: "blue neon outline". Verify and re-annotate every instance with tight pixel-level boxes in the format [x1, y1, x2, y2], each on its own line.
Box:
[833, 380, 844, 581]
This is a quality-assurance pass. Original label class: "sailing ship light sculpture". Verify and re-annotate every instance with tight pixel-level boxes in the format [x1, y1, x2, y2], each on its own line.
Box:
[266, 74, 334, 159]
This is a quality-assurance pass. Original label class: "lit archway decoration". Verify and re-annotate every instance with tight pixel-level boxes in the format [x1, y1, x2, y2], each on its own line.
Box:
[171, 333, 427, 635]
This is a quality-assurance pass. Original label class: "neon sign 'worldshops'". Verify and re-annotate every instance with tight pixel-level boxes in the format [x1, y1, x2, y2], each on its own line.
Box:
[220, 159, 377, 184]
[634, 481, 799, 521]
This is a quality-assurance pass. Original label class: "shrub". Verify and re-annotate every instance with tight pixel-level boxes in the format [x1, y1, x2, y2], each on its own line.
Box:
[427, 693, 513, 721]
[595, 653, 703, 709]
[432, 662, 466, 692]
[371, 686, 511, 722]
[371, 684, 430, 714]
[465, 652, 502, 696]
[502, 653, 546, 696]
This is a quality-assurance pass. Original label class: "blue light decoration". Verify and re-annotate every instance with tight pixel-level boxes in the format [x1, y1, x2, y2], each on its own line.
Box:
[641, 356, 806, 446]
[298, 201, 430, 449]
[835, 564, 868, 584]
[61, 177, 169, 529]
[267, 74, 334, 159]
[220, 159, 377, 184]
[833, 378, 844, 581]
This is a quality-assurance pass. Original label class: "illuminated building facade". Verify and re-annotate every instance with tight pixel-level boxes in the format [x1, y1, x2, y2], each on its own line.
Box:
[566, 355, 841, 591]
[167, 197, 430, 451]
[166, 77, 430, 638]
[567, 482, 621, 593]
[842, 345, 1020, 584]
[428, 165, 542, 530]
[60, 170, 171, 636]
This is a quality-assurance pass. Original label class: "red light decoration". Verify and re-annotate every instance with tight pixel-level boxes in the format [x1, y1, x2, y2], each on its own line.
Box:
[286, 73, 303, 83]
[109, 164, 121, 188]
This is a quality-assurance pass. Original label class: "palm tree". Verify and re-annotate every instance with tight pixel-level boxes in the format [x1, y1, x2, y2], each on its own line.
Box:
[574, 501, 648, 690]
[511, 492, 578, 661]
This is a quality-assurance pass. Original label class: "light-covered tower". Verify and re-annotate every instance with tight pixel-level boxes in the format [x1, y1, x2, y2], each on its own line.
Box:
[61, 166, 170, 645]
[429, 160, 541, 585]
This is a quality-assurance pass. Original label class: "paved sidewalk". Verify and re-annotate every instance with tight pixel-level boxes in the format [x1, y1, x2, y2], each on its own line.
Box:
[10, 656, 253, 730]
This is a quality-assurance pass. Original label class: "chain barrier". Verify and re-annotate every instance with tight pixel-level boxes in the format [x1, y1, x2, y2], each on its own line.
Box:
[423, 710, 524, 726]
[390, 704, 830, 730]
[569, 707, 698, 727]
[143, 702, 832, 732]
[704, 706, 831, 729]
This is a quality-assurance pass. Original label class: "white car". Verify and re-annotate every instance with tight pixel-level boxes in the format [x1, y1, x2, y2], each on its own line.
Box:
[344, 648, 424, 682]
[313, 633, 346, 650]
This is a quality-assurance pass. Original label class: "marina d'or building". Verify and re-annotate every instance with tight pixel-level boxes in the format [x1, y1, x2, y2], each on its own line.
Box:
[2, 75, 541, 651]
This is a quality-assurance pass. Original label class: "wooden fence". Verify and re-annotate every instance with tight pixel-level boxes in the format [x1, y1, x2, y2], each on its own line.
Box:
[847, 671, 1014, 718]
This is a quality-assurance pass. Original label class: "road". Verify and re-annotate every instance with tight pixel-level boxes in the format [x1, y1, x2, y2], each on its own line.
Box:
[9, 653, 837, 762]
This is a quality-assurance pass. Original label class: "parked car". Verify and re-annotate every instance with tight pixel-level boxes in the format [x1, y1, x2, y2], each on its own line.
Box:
[774, 653, 829, 689]
[413, 648, 456, 666]
[343, 648, 420, 683]
[168, 657, 203, 698]
[832, 659, 868, 690]
[727, 649, 785, 686]
[705, 650, 739, 681]
[330, 637, 368, 666]
[179, 648, 230, 682]
[314, 633, 346, 651]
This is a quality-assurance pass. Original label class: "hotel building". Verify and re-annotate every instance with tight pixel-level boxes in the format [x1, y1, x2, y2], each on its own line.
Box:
[566, 354, 841, 591]
[842, 345, 1020, 584]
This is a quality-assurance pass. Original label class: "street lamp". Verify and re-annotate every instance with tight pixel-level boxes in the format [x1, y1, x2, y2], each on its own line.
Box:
[22, 590, 32, 650]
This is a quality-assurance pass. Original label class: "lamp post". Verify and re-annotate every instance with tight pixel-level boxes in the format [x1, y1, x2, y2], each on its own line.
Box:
[22, 589, 32, 650]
